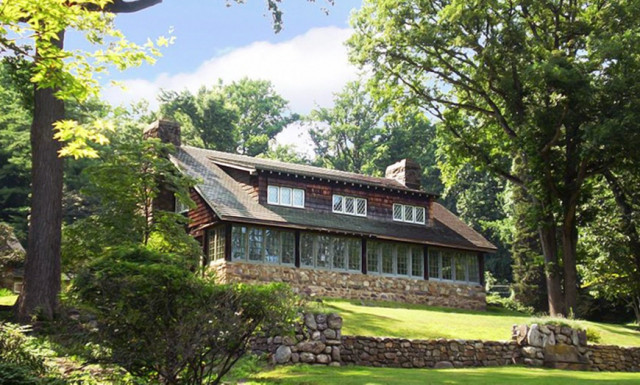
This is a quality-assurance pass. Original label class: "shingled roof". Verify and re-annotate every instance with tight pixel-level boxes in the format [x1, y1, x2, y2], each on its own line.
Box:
[172, 146, 496, 253]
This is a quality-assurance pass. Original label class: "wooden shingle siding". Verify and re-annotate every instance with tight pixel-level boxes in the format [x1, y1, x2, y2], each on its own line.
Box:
[220, 166, 259, 201]
[262, 172, 432, 223]
[188, 189, 219, 232]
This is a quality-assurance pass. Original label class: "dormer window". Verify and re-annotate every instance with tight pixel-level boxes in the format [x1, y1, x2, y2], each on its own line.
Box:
[393, 203, 425, 224]
[333, 194, 367, 217]
[268, 185, 305, 208]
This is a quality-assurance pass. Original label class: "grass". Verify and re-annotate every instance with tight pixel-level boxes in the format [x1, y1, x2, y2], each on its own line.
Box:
[313, 299, 640, 347]
[247, 365, 640, 384]
[0, 294, 17, 306]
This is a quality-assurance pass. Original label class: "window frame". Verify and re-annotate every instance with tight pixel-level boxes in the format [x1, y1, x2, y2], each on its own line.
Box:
[392, 203, 426, 225]
[266, 185, 305, 209]
[332, 194, 367, 217]
[299, 232, 362, 272]
[230, 225, 295, 266]
[427, 248, 480, 285]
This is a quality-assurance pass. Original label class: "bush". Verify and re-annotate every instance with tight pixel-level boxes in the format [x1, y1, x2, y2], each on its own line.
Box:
[0, 288, 13, 297]
[0, 362, 40, 385]
[486, 293, 534, 314]
[72, 246, 299, 385]
[0, 323, 47, 375]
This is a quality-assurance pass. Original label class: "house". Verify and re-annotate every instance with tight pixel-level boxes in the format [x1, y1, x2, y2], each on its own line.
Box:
[145, 120, 496, 310]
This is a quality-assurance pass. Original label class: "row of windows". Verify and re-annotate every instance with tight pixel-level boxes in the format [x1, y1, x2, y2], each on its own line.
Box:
[393, 203, 426, 224]
[300, 233, 362, 271]
[367, 241, 424, 278]
[428, 250, 480, 284]
[267, 185, 305, 208]
[332, 194, 368, 217]
[231, 225, 295, 265]
[222, 225, 479, 284]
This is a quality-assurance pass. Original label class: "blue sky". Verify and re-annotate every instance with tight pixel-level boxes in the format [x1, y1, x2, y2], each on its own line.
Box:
[79, 0, 363, 116]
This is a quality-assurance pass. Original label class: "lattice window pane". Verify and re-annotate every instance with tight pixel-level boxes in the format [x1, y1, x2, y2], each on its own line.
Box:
[345, 197, 355, 214]
[300, 233, 314, 267]
[267, 186, 279, 204]
[281, 232, 295, 265]
[333, 195, 343, 212]
[428, 251, 440, 279]
[348, 239, 361, 271]
[264, 229, 280, 264]
[333, 239, 346, 270]
[393, 204, 403, 221]
[248, 227, 264, 262]
[356, 198, 367, 216]
[231, 226, 247, 261]
[397, 245, 409, 276]
[280, 187, 292, 206]
[441, 253, 453, 280]
[367, 242, 379, 273]
[316, 235, 331, 268]
[468, 255, 479, 283]
[411, 246, 423, 277]
[292, 189, 304, 207]
[455, 254, 467, 282]
[405, 205, 414, 222]
[382, 243, 394, 274]
[415, 207, 425, 224]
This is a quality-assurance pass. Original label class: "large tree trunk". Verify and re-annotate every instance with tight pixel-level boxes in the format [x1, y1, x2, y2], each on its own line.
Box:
[15, 32, 65, 321]
[538, 216, 565, 317]
[561, 217, 579, 316]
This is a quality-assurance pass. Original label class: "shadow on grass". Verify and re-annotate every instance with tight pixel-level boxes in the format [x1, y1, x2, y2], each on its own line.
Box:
[251, 365, 640, 385]
[594, 323, 640, 343]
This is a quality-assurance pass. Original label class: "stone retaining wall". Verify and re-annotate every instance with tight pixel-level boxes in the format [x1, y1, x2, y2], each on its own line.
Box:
[588, 345, 640, 372]
[340, 336, 520, 368]
[212, 260, 485, 310]
[251, 312, 343, 366]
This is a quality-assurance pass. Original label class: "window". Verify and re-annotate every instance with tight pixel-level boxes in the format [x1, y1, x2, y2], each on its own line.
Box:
[392, 203, 426, 224]
[299, 232, 362, 271]
[231, 225, 295, 265]
[207, 226, 226, 262]
[175, 196, 189, 214]
[367, 240, 424, 279]
[332, 194, 367, 217]
[267, 185, 304, 208]
[428, 249, 480, 284]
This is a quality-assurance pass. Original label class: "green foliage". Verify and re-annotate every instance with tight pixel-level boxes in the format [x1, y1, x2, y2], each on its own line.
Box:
[159, 77, 298, 156]
[0, 323, 47, 376]
[486, 293, 534, 315]
[0, 288, 13, 297]
[71, 246, 300, 385]
[61, 135, 199, 273]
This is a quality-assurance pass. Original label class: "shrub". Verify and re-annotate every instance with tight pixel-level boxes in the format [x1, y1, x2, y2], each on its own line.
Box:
[72, 246, 299, 385]
[0, 323, 46, 375]
[0, 288, 13, 297]
[486, 293, 534, 314]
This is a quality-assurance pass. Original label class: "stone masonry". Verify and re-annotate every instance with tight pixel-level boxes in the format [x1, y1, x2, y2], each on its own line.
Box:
[212, 260, 486, 311]
[251, 312, 343, 366]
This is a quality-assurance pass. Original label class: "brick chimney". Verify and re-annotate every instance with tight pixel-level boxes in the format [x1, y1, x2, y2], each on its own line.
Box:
[143, 119, 181, 147]
[385, 159, 422, 190]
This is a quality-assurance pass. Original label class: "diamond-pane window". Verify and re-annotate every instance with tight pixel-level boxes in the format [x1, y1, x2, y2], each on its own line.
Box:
[356, 198, 367, 216]
[292, 189, 304, 207]
[280, 187, 292, 206]
[393, 204, 403, 221]
[415, 207, 425, 224]
[267, 186, 279, 204]
[405, 205, 414, 222]
[333, 195, 343, 212]
[345, 197, 355, 214]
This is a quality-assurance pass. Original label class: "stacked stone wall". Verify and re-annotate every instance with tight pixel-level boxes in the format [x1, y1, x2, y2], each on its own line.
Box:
[251, 313, 343, 366]
[340, 336, 520, 368]
[588, 345, 640, 372]
[212, 260, 485, 311]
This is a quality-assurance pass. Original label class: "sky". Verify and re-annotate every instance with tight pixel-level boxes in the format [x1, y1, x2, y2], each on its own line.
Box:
[66, 1, 364, 154]
[67, 1, 362, 112]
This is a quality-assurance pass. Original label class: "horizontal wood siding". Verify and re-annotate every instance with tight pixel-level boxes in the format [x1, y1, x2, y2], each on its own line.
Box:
[220, 166, 260, 201]
[262, 172, 432, 222]
[188, 189, 219, 232]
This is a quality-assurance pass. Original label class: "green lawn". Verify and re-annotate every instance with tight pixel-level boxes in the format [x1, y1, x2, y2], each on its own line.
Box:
[248, 365, 640, 384]
[317, 299, 640, 347]
[0, 294, 17, 306]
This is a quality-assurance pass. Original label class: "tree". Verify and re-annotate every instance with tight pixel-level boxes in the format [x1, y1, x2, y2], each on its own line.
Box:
[160, 78, 299, 156]
[2, 0, 315, 321]
[350, 0, 640, 316]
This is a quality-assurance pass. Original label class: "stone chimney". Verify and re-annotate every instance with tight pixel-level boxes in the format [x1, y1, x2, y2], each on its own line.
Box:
[385, 159, 422, 190]
[143, 119, 181, 147]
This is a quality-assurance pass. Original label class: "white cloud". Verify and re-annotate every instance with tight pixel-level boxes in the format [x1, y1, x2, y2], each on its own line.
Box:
[101, 26, 358, 114]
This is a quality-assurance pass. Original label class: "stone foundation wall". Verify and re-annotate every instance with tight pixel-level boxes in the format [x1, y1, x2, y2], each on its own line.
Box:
[340, 336, 520, 368]
[211, 260, 485, 310]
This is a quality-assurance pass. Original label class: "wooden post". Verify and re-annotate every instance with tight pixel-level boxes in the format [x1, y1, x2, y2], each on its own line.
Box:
[295, 230, 301, 268]
[224, 223, 232, 262]
[361, 237, 367, 274]
[423, 245, 430, 280]
[478, 252, 485, 286]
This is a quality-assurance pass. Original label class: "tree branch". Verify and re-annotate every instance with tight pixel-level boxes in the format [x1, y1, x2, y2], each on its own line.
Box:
[85, 0, 163, 14]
